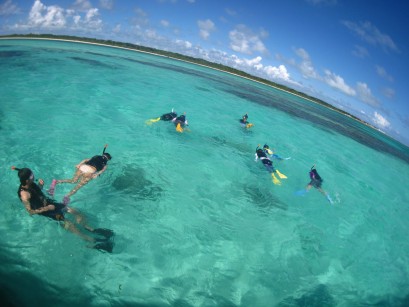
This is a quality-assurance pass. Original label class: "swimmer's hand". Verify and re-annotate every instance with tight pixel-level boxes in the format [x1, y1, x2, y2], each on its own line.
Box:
[38, 179, 44, 186]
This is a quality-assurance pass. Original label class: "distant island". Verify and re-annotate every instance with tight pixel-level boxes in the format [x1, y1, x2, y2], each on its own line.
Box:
[0, 33, 376, 129]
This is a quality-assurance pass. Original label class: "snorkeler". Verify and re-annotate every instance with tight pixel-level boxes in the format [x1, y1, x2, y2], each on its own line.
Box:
[262, 144, 291, 160]
[146, 108, 178, 125]
[172, 113, 188, 133]
[239, 113, 253, 129]
[12, 166, 114, 252]
[47, 145, 112, 205]
[255, 145, 287, 185]
[296, 165, 334, 204]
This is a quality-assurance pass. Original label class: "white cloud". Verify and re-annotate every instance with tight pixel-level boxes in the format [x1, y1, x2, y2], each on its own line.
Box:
[13, 0, 102, 31]
[372, 111, 390, 128]
[229, 24, 267, 55]
[323, 69, 356, 96]
[264, 64, 291, 81]
[28, 0, 66, 29]
[376, 65, 393, 82]
[342, 20, 399, 53]
[197, 19, 215, 40]
[356, 82, 378, 107]
[0, 0, 19, 15]
[84, 8, 102, 29]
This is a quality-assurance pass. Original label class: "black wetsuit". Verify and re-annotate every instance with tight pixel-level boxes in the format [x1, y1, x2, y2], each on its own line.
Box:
[256, 149, 275, 173]
[18, 183, 65, 221]
[174, 115, 187, 127]
[160, 112, 177, 121]
[85, 155, 108, 171]
[309, 169, 323, 188]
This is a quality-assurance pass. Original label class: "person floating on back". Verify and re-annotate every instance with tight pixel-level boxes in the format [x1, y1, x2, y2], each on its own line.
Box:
[172, 113, 188, 133]
[296, 165, 334, 204]
[239, 113, 253, 129]
[255, 144, 287, 185]
[145, 108, 177, 125]
[47, 145, 112, 205]
[12, 166, 114, 252]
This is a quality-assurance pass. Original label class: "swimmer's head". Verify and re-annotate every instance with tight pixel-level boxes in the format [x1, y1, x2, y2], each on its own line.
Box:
[103, 153, 112, 161]
[243, 114, 248, 120]
[263, 144, 273, 155]
[12, 166, 34, 184]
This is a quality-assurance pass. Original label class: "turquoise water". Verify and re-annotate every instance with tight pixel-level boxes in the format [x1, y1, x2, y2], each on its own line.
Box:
[1, 39, 409, 306]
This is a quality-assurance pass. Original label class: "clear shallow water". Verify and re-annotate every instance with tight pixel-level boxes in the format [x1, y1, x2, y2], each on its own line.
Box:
[1, 39, 409, 306]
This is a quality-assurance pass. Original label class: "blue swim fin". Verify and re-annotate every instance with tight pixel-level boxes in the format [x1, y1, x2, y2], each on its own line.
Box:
[326, 194, 334, 204]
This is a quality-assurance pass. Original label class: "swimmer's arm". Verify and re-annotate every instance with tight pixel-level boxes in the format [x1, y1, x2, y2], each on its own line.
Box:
[94, 165, 107, 178]
[20, 191, 54, 215]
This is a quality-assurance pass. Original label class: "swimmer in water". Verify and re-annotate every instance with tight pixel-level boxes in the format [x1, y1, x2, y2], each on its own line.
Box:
[47, 145, 112, 205]
[13, 166, 114, 252]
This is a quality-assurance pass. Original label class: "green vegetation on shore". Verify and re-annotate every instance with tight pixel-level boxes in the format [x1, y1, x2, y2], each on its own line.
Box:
[1, 33, 373, 127]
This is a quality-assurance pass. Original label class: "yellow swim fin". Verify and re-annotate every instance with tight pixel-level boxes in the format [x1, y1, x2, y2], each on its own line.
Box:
[272, 173, 281, 185]
[176, 123, 184, 133]
[145, 117, 161, 125]
[246, 123, 254, 129]
[276, 170, 287, 179]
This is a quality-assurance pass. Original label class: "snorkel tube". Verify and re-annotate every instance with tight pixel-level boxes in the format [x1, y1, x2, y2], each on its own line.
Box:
[102, 144, 108, 155]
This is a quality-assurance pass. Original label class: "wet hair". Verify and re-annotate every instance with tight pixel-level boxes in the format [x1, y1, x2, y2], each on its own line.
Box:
[243, 114, 248, 119]
[103, 153, 112, 160]
[12, 167, 33, 184]
[263, 144, 269, 149]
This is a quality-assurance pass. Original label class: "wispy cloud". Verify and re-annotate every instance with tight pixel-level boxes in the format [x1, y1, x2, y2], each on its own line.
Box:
[99, 0, 114, 10]
[306, 0, 337, 6]
[229, 24, 267, 55]
[133, 7, 149, 27]
[73, 0, 92, 12]
[382, 87, 395, 99]
[352, 45, 369, 58]
[160, 19, 170, 27]
[0, 0, 19, 15]
[342, 20, 399, 53]
[376, 65, 393, 82]
[356, 82, 379, 107]
[323, 69, 356, 96]
[294, 48, 319, 79]
[197, 19, 215, 40]
[225, 8, 237, 16]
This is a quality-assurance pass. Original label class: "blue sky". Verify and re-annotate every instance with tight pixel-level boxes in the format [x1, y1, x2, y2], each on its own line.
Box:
[1, 0, 408, 146]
